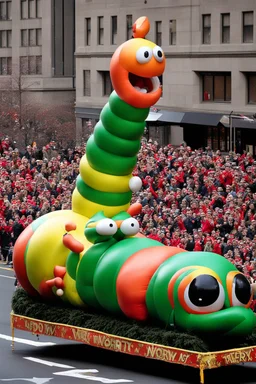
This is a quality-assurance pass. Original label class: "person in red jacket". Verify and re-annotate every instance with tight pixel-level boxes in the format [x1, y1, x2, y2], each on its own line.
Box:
[213, 238, 222, 255]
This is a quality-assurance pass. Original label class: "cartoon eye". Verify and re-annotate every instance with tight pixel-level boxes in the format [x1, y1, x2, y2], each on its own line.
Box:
[153, 46, 164, 62]
[231, 274, 252, 307]
[183, 274, 225, 313]
[96, 219, 118, 236]
[136, 47, 153, 64]
[120, 218, 140, 236]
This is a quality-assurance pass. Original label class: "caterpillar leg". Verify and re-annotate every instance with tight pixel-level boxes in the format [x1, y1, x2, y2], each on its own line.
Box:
[39, 277, 65, 298]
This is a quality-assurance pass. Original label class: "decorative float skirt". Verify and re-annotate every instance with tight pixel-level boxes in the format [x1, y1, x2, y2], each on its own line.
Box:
[11, 312, 256, 384]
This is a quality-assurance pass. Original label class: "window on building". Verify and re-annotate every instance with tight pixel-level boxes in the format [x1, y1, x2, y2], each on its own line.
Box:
[99, 71, 113, 96]
[0, 1, 11, 20]
[169, 20, 176, 45]
[6, 1, 11, 18]
[98, 16, 104, 45]
[36, 55, 42, 74]
[202, 72, 231, 102]
[0, 56, 11, 75]
[155, 21, 162, 46]
[21, 0, 40, 19]
[21, 29, 28, 46]
[248, 73, 256, 103]
[28, 29, 36, 46]
[243, 11, 254, 43]
[111, 15, 117, 45]
[0, 30, 11, 47]
[202, 14, 211, 44]
[20, 55, 42, 75]
[21, 28, 41, 46]
[28, 0, 35, 18]
[36, 28, 41, 45]
[221, 13, 230, 43]
[85, 17, 91, 46]
[126, 14, 133, 40]
[36, 0, 41, 18]
[21, 0, 27, 18]
[83, 70, 91, 96]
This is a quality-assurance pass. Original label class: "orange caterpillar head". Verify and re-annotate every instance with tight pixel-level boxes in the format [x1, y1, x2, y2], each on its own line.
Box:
[110, 16, 166, 109]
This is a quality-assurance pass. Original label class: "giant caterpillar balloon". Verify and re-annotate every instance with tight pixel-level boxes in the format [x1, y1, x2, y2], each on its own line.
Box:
[15, 209, 256, 337]
[13, 17, 256, 337]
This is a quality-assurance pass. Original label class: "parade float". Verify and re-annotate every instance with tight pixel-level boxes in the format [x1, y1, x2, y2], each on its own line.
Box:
[11, 16, 256, 383]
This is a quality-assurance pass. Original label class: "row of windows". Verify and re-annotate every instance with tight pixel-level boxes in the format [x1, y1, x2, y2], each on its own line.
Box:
[84, 11, 254, 47]
[21, 28, 42, 46]
[0, 55, 42, 75]
[20, 55, 42, 74]
[0, 28, 42, 48]
[202, 73, 256, 104]
[202, 11, 254, 44]
[0, 0, 42, 21]
[84, 15, 177, 46]
[83, 70, 256, 104]
[21, 0, 42, 19]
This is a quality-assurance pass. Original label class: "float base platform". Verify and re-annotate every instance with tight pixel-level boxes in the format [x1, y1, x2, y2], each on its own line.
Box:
[10, 312, 256, 384]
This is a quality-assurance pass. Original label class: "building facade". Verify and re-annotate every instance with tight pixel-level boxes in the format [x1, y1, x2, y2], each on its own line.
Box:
[0, 0, 75, 107]
[75, 0, 256, 153]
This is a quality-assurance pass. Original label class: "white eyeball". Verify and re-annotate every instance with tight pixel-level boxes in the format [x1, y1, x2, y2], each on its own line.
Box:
[96, 219, 117, 236]
[120, 218, 140, 236]
[153, 46, 164, 62]
[136, 47, 153, 64]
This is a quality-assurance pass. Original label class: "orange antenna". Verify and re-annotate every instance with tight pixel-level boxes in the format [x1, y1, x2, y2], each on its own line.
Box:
[132, 16, 150, 38]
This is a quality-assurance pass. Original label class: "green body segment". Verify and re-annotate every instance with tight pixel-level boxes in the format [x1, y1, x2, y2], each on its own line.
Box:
[75, 238, 117, 309]
[76, 175, 132, 206]
[93, 122, 141, 157]
[93, 237, 163, 314]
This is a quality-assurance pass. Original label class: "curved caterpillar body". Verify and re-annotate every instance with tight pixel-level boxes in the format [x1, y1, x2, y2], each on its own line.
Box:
[14, 210, 256, 337]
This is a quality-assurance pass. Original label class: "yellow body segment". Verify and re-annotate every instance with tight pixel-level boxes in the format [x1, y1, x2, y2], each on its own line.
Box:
[80, 157, 132, 193]
[26, 211, 91, 292]
[72, 188, 130, 218]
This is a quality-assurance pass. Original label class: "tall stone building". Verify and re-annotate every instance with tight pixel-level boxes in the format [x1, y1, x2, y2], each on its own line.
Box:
[0, 0, 75, 107]
[75, 0, 256, 153]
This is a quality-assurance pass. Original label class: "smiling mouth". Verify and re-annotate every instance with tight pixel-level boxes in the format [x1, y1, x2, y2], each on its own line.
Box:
[128, 73, 160, 94]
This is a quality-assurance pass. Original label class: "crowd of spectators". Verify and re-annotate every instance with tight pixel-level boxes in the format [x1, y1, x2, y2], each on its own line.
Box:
[0, 135, 256, 287]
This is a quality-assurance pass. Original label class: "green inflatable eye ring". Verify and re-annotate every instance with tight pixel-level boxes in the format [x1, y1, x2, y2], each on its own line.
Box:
[76, 175, 132, 206]
[93, 122, 141, 157]
[86, 136, 137, 176]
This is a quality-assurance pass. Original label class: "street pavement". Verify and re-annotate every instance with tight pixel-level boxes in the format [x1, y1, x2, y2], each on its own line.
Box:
[0, 263, 256, 383]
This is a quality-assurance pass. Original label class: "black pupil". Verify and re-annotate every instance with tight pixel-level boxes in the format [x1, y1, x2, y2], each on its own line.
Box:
[158, 50, 162, 58]
[234, 274, 251, 305]
[188, 275, 219, 307]
[144, 51, 149, 58]
[131, 223, 134, 227]
[109, 223, 113, 227]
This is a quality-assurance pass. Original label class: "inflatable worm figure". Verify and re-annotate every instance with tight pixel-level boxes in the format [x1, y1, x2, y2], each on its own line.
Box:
[17, 210, 256, 337]
[13, 16, 165, 297]
[72, 15, 165, 219]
